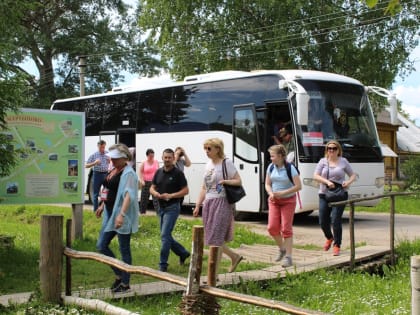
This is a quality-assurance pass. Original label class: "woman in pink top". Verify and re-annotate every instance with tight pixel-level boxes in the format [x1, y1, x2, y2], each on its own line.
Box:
[138, 148, 160, 213]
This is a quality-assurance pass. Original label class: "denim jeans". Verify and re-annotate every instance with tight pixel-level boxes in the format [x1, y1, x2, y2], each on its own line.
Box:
[92, 171, 107, 211]
[98, 230, 132, 285]
[96, 206, 109, 250]
[158, 202, 189, 270]
[318, 193, 347, 247]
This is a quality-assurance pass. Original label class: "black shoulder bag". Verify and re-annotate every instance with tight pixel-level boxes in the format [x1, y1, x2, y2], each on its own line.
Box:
[222, 159, 246, 204]
[324, 162, 347, 203]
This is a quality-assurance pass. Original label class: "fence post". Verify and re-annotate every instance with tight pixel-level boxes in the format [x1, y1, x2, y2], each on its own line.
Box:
[71, 203, 83, 240]
[186, 225, 204, 295]
[65, 219, 72, 296]
[40, 215, 63, 303]
[207, 246, 219, 287]
[411, 255, 420, 315]
[389, 195, 396, 265]
[349, 202, 355, 270]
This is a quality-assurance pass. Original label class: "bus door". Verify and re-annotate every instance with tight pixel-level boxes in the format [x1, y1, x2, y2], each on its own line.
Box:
[232, 104, 261, 214]
[117, 128, 136, 170]
[261, 101, 292, 209]
[117, 128, 136, 148]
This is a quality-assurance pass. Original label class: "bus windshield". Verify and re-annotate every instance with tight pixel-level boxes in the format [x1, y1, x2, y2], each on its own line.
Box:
[294, 80, 382, 163]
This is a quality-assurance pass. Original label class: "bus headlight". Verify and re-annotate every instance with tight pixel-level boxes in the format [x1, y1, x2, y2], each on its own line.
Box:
[375, 177, 385, 188]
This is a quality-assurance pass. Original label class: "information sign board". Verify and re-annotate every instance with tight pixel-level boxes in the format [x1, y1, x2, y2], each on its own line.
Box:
[0, 108, 85, 204]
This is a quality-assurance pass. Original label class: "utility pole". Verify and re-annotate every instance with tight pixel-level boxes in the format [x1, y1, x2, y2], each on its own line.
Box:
[72, 55, 87, 240]
[78, 56, 86, 96]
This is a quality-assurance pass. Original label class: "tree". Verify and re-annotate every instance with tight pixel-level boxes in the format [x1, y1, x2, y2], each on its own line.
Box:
[3, 0, 161, 108]
[0, 0, 33, 177]
[401, 155, 420, 189]
[365, 0, 401, 14]
[139, 0, 418, 112]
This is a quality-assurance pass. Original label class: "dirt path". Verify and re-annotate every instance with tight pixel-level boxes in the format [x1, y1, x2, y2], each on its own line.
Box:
[235, 211, 420, 249]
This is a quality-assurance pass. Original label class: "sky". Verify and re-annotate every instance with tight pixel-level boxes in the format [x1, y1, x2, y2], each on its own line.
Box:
[392, 45, 420, 126]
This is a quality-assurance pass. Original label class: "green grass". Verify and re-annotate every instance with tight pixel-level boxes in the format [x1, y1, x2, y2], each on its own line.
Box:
[1, 196, 420, 314]
[355, 193, 420, 215]
[0, 204, 271, 295]
[106, 239, 419, 315]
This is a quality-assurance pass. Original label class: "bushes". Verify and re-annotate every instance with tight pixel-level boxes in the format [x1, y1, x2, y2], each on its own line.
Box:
[401, 155, 420, 190]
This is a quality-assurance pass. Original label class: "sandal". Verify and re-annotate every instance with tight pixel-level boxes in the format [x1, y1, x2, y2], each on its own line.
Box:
[228, 255, 243, 273]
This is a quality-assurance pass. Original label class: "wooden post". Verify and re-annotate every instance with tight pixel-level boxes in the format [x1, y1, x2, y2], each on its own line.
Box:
[207, 246, 219, 287]
[40, 215, 63, 303]
[349, 202, 355, 271]
[65, 219, 72, 296]
[389, 195, 396, 266]
[186, 226, 204, 295]
[71, 203, 83, 240]
[412, 256, 420, 315]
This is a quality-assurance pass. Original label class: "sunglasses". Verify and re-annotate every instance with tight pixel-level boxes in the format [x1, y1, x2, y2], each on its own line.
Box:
[204, 146, 212, 151]
[327, 147, 338, 151]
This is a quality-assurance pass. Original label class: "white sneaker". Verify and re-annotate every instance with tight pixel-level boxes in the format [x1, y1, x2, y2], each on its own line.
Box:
[281, 256, 293, 268]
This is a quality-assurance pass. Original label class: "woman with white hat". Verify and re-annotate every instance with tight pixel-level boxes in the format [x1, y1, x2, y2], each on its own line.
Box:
[96, 143, 139, 293]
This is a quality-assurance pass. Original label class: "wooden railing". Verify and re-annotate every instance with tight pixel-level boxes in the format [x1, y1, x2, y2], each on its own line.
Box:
[329, 191, 415, 270]
[40, 216, 328, 315]
[41, 191, 416, 314]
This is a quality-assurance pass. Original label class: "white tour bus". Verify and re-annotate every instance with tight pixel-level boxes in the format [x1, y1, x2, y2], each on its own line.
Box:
[51, 70, 397, 219]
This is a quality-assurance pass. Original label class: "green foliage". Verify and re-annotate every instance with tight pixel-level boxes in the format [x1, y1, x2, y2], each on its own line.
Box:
[0, 9, 34, 177]
[366, 0, 401, 14]
[139, 0, 418, 100]
[1, 0, 161, 107]
[401, 155, 420, 189]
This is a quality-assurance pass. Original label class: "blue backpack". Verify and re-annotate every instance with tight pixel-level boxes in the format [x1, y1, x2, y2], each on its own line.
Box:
[268, 162, 299, 184]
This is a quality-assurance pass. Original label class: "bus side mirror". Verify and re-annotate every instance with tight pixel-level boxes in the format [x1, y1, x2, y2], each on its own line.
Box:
[387, 94, 397, 125]
[279, 79, 309, 125]
[367, 86, 398, 125]
[296, 93, 309, 125]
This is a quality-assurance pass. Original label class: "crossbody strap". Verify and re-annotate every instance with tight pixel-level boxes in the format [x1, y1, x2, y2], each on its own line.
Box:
[222, 158, 228, 180]
[326, 161, 330, 180]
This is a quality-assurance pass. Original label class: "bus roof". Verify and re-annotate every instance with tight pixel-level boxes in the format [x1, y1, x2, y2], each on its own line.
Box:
[52, 69, 363, 104]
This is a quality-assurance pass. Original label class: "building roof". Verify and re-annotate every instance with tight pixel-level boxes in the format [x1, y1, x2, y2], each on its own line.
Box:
[397, 113, 420, 152]
[380, 143, 398, 157]
[376, 110, 401, 125]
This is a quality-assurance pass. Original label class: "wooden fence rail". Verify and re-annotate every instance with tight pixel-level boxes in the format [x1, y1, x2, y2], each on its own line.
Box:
[34, 217, 328, 315]
[62, 227, 327, 315]
[40, 192, 416, 314]
[329, 191, 415, 270]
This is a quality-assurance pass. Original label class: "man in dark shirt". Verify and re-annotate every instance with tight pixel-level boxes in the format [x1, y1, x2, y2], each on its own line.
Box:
[150, 148, 190, 272]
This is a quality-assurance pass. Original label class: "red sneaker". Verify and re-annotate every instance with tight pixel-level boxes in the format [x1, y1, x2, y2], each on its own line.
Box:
[333, 245, 340, 256]
[323, 238, 333, 251]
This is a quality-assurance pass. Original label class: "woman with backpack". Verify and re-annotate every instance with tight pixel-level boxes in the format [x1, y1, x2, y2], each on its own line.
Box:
[265, 144, 301, 267]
